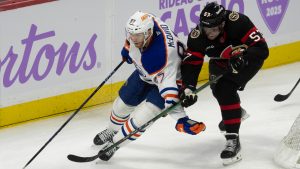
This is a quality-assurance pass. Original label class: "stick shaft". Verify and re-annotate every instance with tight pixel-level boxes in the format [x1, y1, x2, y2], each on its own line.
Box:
[23, 61, 125, 168]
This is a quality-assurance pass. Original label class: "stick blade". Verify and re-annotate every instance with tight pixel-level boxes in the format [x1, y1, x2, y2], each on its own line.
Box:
[67, 154, 98, 163]
[274, 94, 288, 102]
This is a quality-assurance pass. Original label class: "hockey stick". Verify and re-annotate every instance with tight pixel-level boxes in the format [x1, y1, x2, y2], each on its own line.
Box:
[274, 78, 300, 102]
[23, 61, 125, 169]
[67, 74, 224, 163]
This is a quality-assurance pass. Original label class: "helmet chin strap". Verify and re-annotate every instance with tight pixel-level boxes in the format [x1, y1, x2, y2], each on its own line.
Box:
[142, 31, 152, 48]
[142, 35, 148, 48]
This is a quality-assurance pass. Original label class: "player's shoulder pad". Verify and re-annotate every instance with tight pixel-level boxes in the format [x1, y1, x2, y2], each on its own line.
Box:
[226, 10, 250, 24]
[189, 26, 201, 39]
[228, 11, 240, 22]
[187, 26, 205, 51]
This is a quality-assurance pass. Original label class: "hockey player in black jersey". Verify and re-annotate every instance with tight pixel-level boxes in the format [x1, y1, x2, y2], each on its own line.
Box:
[180, 2, 269, 166]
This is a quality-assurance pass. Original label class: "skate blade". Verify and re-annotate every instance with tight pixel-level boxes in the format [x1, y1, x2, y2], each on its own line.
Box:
[222, 152, 242, 166]
[241, 113, 250, 121]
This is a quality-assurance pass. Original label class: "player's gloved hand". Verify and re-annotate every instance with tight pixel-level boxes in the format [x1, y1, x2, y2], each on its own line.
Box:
[122, 55, 133, 64]
[229, 51, 247, 74]
[175, 116, 206, 135]
[180, 86, 198, 108]
[121, 48, 133, 64]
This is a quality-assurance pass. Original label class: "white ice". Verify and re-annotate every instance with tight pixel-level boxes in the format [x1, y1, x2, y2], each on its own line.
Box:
[1, 62, 299, 169]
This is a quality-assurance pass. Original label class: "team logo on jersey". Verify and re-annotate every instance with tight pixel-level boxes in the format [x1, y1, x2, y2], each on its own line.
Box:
[229, 11, 239, 21]
[190, 28, 200, 38]
[220, 45, 248, 59]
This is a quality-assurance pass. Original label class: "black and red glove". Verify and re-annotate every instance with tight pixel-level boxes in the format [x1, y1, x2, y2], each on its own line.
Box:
[179, 86, 198, 108]
[229, 48, 248, 74]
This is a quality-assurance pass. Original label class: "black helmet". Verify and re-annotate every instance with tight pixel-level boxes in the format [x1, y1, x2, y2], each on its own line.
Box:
[200, 2, 226, 28]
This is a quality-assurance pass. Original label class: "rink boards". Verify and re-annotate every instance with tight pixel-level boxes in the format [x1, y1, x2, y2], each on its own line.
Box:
[1, 0, 300, 127]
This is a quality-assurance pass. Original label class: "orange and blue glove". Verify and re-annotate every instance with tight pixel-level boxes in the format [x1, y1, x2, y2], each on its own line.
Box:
[175, 116, 206, 135]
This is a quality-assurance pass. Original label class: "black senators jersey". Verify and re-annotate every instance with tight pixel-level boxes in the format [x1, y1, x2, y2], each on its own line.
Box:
[182, 10, 269, 88]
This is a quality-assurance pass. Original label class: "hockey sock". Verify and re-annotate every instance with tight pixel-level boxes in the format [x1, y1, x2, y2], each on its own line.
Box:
[108, 97, 135, 131]
[220, 103, 242, 133]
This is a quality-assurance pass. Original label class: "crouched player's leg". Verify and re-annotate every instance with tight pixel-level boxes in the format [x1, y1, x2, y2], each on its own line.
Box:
[93, 97, 134, 146]
[98, 101, 161, 161]
[94, 71, 147, 147]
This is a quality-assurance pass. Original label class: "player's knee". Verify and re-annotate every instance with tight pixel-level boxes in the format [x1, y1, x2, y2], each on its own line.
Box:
[132, 102, 161, 128]
[113, 97, 135, 117]
[213, 80, 236, 99]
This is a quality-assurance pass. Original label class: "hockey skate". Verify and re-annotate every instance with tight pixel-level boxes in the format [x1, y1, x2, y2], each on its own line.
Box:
[93, 129, 117, 146]
[220, 133, 242, 166]
[218, 108, 249, 132]
[98, 140, 119, 161]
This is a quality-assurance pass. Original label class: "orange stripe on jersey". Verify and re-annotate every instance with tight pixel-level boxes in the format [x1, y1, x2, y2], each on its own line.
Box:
[125, 121, 141, 137]
[111, 113, 128, 123]
[163, 94, 179, 99]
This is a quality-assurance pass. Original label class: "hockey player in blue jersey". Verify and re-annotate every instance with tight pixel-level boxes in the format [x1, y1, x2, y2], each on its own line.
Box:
[93, 11, 206, 161]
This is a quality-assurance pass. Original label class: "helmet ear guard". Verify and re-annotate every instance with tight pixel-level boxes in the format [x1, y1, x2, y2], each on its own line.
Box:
[199, 2, 226, 28]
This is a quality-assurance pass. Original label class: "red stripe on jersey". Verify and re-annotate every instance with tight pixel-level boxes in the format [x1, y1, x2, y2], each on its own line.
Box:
[220, 103, 241, 111]
[182, 60, 203, 65]
[241, 27, 258, 44]
[187, 50, 205, 59]
[223, 118, 241, 125]
[176, 80, 182, 85]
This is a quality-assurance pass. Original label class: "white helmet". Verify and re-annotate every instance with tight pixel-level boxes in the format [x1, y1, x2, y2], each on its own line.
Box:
[125, 11, 154, 47]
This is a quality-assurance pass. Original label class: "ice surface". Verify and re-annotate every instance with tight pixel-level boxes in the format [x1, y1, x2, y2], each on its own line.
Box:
[1, 62, 299, 169]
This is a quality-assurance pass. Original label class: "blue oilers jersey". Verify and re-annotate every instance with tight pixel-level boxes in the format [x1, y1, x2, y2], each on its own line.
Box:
[121, 16, 183, 105]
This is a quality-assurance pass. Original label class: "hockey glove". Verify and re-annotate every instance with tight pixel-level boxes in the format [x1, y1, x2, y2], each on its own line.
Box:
[175, 116, 206, 135]
[121, 48, 133, 64]
[229, 52, 247, 74]
[180, 86, 198, 108]
[122, 55, 133, 64]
